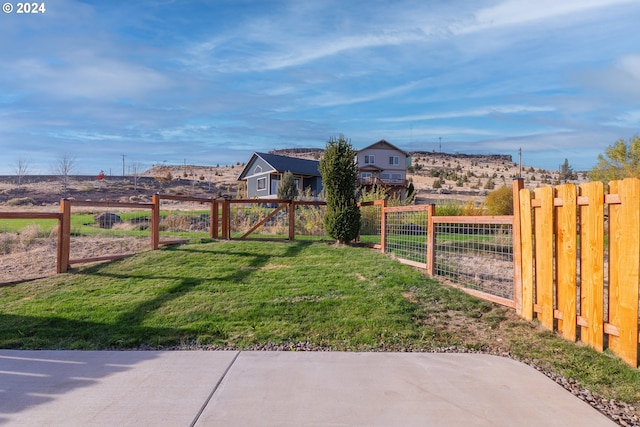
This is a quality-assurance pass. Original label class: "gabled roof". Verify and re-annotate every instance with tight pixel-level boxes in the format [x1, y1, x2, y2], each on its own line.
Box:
[358, 139, 408, 156]
[237, 152, 320, 180]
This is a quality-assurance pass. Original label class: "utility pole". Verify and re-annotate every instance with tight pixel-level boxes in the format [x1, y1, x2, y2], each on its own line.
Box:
[121, 154, 126, 176]
[518, 148, 522, 178]
[439, 137, 442, 153]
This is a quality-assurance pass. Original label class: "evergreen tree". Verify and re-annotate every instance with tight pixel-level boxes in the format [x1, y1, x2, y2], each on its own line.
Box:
[558, 158, 577, 183]
[277, 170, 298, 200]
[319, 135, 361, 244]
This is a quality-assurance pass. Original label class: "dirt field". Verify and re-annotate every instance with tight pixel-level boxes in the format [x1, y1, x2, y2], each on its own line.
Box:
[0, 235, 152, 284]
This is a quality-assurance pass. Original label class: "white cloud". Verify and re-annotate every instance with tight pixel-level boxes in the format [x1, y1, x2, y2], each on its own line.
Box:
[576, 54, 640, 99]
[9, 57, 169, 100]
[380, 105, 555, 123]
[457, 0, 638, 34]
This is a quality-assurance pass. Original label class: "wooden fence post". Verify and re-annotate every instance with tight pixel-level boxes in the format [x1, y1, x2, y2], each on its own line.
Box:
[426, 204, 436, 276]
[288, 200, 296, 240]
[222, 198, 231, 240]
[211, 200, 219, 239]
[511, 179, 524, 315]
[379, 199, 386, 253]
[57, 199, 71, 273]
[151, 194, 160, 250]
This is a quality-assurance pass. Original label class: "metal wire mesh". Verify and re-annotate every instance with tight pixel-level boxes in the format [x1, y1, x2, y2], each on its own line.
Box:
[358, 202, 382, 246]
[434, 222, 514, 299]
[384, 209, 428, 264]
[68, 205, 152, 261]
[158, 200, 213, 241]
[294, 203, 327, 240]
[0, 217, 58, 283]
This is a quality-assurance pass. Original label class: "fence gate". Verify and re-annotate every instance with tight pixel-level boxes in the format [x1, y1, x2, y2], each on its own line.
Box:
[517, 178, 640, 367]
[220, 199, 327, 241]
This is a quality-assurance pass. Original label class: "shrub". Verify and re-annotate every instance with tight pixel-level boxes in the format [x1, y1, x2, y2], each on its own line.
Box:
[277, 171, 298, 200]
[6, 197, 35, 206]
[319, 135, 360, 244]
[435, 200, 462, 216]
[486, 186, 513, 215]
[484, 178, 496, 190]
[19, 224, 43, 249]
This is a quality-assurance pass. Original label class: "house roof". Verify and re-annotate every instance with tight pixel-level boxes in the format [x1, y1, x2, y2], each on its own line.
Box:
[237, 152, 321, 180]
[358, 139, 408, 156]
[358, 164, 384, 172]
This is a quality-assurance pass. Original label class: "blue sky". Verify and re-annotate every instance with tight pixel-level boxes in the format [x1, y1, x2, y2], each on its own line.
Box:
[1, 0, 639, 175]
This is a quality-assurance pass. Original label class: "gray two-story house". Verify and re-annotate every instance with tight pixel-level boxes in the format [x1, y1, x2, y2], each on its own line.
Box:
[237, 152, 323, 199]
[356, 139, 410, 188]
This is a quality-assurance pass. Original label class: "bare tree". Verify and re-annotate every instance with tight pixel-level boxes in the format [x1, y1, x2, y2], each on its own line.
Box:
[13, 158, 30, 187]
[52, 153, 76, 195]
[129, 162, 144, 191]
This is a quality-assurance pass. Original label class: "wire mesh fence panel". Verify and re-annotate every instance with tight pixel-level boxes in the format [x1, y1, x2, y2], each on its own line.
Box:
[69, 206, 152, 262]
[434, 222, 514, 300]
[229, 201, 289, 239]
[294, 203, 327, 240]
[358, 202, 382, 246]
[0, 217, 59, 283]
[384, 209, 428, 265]
[158, 200, 212, 241]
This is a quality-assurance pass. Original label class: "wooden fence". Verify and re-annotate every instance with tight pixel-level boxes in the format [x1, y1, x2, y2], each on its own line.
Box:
[371, 203, 516, 308]
[515, 178, 640, 367]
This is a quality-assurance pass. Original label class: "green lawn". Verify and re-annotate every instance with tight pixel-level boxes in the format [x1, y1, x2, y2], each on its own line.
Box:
[1, 240, 639, 407]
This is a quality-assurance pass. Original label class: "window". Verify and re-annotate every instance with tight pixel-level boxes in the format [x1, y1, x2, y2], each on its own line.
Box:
[364, 155, 375, 164]
[380, 173, 390, 180]
[391, 173, 402, 180]
[257, 177, 266, 190]
[361, 172, 372, 179]
[253, 165, 262, 174]
[389, 156, 399, 165]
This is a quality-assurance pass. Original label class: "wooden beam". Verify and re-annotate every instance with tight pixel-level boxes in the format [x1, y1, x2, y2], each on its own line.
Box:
[432, 215, 513, 225]
[240, 203, 287, 239]
[426, 204, 435, 276]
[69, 200, 153, 209]
[0, 212, 61, 219]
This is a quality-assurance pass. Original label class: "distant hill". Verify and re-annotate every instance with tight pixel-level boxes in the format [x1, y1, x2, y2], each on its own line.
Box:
[0, 149, 586, 206]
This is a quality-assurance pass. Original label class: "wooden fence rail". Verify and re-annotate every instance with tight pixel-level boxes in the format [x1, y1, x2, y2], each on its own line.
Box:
[516, 178, 640, 367]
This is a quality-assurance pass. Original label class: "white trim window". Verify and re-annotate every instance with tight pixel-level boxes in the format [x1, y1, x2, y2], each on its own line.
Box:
[253, 165, 262, 174]
[257, 177, 266, 190]
[364, 155, 375, 164]
[389, 156, 399, 165]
